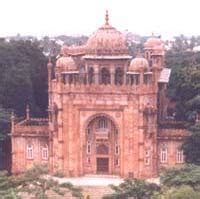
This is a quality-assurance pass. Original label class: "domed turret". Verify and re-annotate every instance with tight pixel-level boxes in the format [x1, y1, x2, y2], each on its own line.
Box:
[144, 34, 163, 50]
[129, 54, 149, 72]
[86, 11, 128, 56]
[56, 56, 77, 71]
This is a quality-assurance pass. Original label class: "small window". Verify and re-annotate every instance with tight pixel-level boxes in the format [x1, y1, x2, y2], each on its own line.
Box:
[79, 65, 86, 84]
[115, 143, 119, 155]
[98, 117, 108, 129]
[100, 68, 111, 85]
[87, 128, 91, 135]
[87, 157, 91, 164]
[144, 149, 150, 165]
[144, 74, 152, 84]
[176, 148, 184, 164]
[88, 67, 94, 84]
[87, 141, 91, 154]
[115, 158, 119, 166]
[130, 74, 139, 85]
[160, 146, 168, 163]
[42, 145, 48, 160]
[115, 129, 118, 135]
[27, 144, 33, 159]
[115, 67, 124, 85]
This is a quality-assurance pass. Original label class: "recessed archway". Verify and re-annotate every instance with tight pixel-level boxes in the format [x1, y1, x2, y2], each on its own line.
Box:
[83, 114, 120, 175]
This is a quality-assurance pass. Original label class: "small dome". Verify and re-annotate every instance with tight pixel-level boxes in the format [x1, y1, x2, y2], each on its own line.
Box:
[56, 56, 77, 71]
[129, 55, 149, 72]
[86, 11, 128, 56]
[144, 35, 163, 49]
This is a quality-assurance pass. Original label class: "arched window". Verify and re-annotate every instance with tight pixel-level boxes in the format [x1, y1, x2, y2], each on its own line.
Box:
[115, 68, 124, 85]
[176, 148, 184, 163]
[96, 144, 109, 155]
[68, 75, 73, 84]
[88, 67, 94, 84]
[160, 145, 168, 163]
[100, 68, 110, 85]
[115, 142, 120, 155]
[41, 144, 48, 160]
[79, 65, 86, 84]
[130, 74, 140, 85]
[144, 73, 152, 84]
[27, 144, 33, 159]
[98, 117, 108, 129]
[87, 141, 91, 154]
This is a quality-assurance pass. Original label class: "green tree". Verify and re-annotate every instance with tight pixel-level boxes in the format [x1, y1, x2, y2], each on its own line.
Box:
[0, 40, 48, 117]
[153, 185, 199, 199]
[19, 164, 63, 199]
[160, 164, 200, 191]
[103, 178, 160, 199]
[0, 170, 21, 199]
[182, 123, 200, 164]
[0, 107, 11, 170]
[19, 164, 83, 199]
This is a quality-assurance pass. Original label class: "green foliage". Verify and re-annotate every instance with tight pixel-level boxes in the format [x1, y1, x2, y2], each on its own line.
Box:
[0, 106, 10, 140]
[167, 61, 200, 120]
[19, 164, 64, 199]
[53, 170, 65, 178]
[0, 107, 11, 169]
[0, 40, 48, 117]
[153, 185, 200, 199]
[182, 123, 200, 164]
[0, 170, 21, 199]
[61, 182, 83, 198]
[103, 178, 160, 199]
[160, 164, 200, 191]
[164, 185, 199, 199]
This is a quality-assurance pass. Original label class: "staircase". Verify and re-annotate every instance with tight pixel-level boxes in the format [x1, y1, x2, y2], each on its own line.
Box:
[82, 186, 114, 199]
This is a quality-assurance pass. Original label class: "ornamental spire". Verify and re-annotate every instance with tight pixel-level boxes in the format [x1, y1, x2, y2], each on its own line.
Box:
[105, 10, 109, 25]
[26, 104, 30, 120]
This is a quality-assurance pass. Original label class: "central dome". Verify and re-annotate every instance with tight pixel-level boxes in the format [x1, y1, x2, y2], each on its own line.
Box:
[86, 11, 129, 56]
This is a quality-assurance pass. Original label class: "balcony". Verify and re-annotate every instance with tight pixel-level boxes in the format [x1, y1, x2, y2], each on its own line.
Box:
[95, 128, 109, 140]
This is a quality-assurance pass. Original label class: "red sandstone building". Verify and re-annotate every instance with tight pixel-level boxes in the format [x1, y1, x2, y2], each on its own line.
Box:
[11, 12, 188, 178]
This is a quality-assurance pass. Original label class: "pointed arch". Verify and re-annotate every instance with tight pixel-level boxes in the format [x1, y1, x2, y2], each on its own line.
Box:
[115, 67, 124, 85]
[100, 67, 111, 84]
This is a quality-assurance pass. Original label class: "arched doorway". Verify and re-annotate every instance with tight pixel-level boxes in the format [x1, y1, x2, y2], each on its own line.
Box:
[83, 115, 120, 175]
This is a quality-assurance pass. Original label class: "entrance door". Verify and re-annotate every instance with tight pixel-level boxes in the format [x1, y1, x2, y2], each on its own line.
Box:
[96, 158, 109, 173]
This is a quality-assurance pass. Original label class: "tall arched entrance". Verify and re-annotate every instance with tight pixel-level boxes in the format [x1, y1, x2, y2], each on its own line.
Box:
[83, 115, 120, 175]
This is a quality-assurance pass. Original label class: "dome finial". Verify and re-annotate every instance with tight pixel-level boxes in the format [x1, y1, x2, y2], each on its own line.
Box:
[105, 10, 109, 25]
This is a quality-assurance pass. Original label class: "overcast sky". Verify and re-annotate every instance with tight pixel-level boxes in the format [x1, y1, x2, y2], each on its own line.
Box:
[1, 0, 199, 38]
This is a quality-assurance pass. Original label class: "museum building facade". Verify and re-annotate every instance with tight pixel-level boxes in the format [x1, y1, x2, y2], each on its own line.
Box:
[11, 12, 188, 178]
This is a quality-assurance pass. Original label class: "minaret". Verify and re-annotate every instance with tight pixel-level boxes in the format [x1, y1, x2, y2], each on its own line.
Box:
[11, 111, 15, 134]
[47, 56, 53, 90]
[26, 104, 30, 120]
[47, 57, 53, 115]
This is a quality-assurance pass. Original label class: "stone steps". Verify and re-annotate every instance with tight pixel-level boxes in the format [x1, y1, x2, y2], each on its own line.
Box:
[82, 186, 114, 199]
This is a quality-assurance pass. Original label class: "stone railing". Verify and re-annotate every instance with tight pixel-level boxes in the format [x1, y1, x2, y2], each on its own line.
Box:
[158, 120, 186, 129]
[95, 129, 109, 139]
[14, 125, 49, 135]
[158, 128, 189, 140]
[13, 117, 49, 135]
[52, 81, 155, 94]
